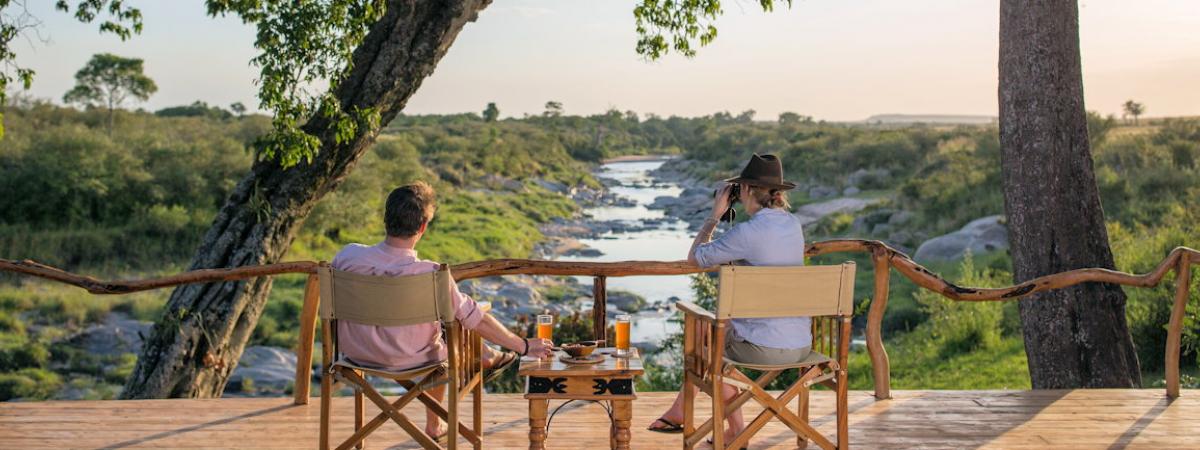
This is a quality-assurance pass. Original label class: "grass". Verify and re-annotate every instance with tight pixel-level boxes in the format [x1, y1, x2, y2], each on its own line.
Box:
[0, 282, 168, 400]
[849, 336, 1031, 390]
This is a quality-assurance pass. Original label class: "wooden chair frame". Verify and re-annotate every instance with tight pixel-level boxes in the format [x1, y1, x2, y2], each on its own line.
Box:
[317, 263, 485, 450]
[679, 263, 854, 450]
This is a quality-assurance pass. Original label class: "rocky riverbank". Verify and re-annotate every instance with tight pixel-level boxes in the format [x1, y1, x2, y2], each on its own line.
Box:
[66, 157, 1011, 400]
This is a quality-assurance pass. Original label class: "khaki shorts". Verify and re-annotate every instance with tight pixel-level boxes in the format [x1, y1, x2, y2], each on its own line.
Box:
[724, 332, 812, 366]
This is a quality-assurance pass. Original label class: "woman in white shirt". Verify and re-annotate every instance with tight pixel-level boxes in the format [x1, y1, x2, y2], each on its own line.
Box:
[648, 154, 810, 446]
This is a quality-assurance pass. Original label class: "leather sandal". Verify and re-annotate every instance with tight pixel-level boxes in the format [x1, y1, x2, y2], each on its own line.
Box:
[647, 417, 684, 434]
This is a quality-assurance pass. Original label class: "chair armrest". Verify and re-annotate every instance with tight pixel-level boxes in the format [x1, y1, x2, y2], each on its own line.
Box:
[675, 300, 716, 323]
[678, 301, 721, 381]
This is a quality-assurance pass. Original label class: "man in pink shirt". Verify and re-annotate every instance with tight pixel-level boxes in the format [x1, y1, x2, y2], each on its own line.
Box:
[333, 181, 554, 441]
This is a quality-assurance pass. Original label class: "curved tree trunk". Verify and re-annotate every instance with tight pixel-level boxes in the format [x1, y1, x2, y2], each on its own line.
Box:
[122, 0, 493, 399]
[998, 0, 1140, 388]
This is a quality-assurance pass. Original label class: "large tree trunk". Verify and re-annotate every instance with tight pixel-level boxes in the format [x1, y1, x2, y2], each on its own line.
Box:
[122, 0, 492, 399]
[998, 0, 1140, 388]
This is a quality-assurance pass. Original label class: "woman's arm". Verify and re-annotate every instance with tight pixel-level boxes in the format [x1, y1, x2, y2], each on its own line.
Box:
[687, 217, 720, 266]
[688, 183, 747, 267]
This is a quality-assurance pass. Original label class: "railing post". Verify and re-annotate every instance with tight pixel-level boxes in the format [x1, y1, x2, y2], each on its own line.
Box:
[867, 251, 892, 400]
[294, 273, 321, 405]
[592, 276, 607, 342]
[1166, 256, 1191, 398]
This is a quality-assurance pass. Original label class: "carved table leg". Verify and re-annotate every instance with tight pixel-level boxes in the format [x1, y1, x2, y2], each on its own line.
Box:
[529, 399, 548, 450]
[609, 401, 617, 449]
[612, 399, 632, 450]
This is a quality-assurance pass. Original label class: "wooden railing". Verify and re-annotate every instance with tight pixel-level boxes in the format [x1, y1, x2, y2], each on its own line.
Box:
[2, 239, 1197, 405]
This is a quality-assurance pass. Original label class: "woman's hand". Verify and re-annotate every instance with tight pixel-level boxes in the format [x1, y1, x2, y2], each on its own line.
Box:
[525, 337, 555, 359]
[711, 182, 733, 220]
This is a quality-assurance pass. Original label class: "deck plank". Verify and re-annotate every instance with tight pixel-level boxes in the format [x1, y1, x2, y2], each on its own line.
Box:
[1, 390, 1197, 449]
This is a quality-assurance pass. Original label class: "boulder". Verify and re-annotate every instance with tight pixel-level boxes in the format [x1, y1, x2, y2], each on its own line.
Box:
[606, 291, 646, 313]
[227, 346, 297, 395]
[482, 174, 524, 192]
[888, 210, 915, 226]
[66, 313, 151, 356]
[842, 186, 861, 196]
[497, 283, 542, 305]
[808, 185, 839, 200]
[794, 197, 880, 226]
[850, 208, 895, 235]
[533, 178, 570, 194]
[564, 247, 603, 257]
[913, 215, 1009, 262]
[611, 196, 638, 207]
[884, 230, 923, 255]
[847, 168, 891, 189]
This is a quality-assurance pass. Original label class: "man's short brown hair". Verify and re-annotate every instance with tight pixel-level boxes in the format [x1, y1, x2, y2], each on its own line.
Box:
[384, 182, 436, 238]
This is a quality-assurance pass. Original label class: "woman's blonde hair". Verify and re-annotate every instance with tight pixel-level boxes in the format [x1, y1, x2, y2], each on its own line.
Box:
[746, 185, 791, 210]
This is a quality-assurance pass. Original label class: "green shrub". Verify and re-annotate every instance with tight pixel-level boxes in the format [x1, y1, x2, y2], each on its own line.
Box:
[111, 294, 166, 322]
[0, 368, 62, 401]
[0, 311, 24, 335]
[106, 353, 139, 384]
[1111, 215, 1200, 372]
[34, 295, 110, 327]
[915, 255, 1007, 359]
[0, 343, 51, 371]
[60, 375, 120, 400]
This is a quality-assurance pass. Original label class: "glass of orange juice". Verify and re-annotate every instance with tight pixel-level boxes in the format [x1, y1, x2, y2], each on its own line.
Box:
[536, 314, 553, 342]
[615, 314, 632, 356]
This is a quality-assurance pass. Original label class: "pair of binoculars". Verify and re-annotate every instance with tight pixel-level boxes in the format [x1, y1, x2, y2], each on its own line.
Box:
[711, 183, 740, 223]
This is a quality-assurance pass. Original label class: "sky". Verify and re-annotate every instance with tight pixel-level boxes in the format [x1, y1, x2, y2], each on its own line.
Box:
[9, 0, 1199, 122]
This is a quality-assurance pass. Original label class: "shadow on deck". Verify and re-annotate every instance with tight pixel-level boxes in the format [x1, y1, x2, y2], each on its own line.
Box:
[1, 390, 1195, 449]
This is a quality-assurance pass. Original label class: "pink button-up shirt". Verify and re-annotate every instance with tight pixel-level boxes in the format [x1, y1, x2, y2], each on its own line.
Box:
[332, 242, 484, 370]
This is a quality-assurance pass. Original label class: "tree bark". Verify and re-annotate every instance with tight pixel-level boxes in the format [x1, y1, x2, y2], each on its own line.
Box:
[122, 0, 493, 399]
[998, 0, 1140, 388]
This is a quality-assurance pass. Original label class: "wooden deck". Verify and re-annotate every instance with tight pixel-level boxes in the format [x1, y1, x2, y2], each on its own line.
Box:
[1, 390, 1196, 449]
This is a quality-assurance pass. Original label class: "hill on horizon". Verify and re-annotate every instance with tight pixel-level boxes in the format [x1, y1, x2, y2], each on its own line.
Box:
[863, 114, 998, 125]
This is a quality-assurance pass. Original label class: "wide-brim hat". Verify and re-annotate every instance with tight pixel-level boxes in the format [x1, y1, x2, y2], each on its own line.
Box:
[723, 153, 797, 190]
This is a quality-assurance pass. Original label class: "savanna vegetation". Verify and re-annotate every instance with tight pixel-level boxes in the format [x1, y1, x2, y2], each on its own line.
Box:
[661, 112, 1200, 391]
[1, 98, 1198, 399]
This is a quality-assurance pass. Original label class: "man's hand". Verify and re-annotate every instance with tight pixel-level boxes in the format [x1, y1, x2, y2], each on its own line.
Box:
[712, 182, 733, 220]
[526, 338, 554, 359]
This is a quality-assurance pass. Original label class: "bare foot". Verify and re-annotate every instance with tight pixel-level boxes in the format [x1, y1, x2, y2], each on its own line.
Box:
[425, 424, 445, 441]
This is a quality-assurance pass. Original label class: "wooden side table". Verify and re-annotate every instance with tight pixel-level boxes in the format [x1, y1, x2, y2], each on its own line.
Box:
[518, 348, 644, 450]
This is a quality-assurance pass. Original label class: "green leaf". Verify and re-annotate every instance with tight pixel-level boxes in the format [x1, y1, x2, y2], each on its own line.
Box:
[632, 0, 791, 60]
[207, 0, 387, 168]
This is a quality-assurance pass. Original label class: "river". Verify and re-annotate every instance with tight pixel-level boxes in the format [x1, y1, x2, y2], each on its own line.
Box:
[559, 158, 697, 344]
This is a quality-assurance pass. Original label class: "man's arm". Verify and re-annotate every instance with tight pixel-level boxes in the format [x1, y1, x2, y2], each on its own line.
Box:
[447, 273, 552, 358]
[473, 313, 554, 358]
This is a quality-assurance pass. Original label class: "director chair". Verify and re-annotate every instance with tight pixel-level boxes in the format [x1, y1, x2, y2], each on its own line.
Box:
[317, 263, 484, 450]
[678, 263, 855, 450]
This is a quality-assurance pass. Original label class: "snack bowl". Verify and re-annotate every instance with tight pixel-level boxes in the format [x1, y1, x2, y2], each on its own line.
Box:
[559, 340, 601, 358]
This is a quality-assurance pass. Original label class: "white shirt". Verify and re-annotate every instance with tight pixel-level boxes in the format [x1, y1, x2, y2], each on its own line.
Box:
[693, 208, 812, 350]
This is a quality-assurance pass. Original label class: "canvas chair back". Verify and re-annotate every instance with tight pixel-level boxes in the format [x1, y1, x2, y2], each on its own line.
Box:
[316, 262, 483, 450]
[317, 264, 455, 327]
[715, 262, 856, 320]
